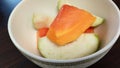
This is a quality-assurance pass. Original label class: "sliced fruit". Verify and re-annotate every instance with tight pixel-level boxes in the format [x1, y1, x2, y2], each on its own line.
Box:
[32, 13, 52, 30]
[92, 16, 104, 27]
[85, 27, 94, 33]
[47, 5, 96, 46]
[37, 27, 49, 37]
[57, 0, 104, 27]
[38, 33, 99, 60]
[57, 0, 70, 10]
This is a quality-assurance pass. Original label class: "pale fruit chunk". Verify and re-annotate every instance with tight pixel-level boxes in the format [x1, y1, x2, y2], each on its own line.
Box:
[32, 13, 53, 30]
[38, 33, 99, 60]
[57, 0, 71, 10]
[91, 16, 104, 27]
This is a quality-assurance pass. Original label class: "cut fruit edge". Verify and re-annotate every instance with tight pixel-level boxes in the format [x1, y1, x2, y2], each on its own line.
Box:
[57, 0, 104, 27]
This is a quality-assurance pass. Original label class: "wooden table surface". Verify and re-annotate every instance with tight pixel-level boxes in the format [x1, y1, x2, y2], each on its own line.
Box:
[0, 0, 120, 68]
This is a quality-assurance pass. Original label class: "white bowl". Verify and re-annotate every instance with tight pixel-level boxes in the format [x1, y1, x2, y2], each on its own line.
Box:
[8, 0, 120, 68]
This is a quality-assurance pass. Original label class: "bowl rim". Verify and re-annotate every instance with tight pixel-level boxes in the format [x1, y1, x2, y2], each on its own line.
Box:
[8, 0, 120, 63]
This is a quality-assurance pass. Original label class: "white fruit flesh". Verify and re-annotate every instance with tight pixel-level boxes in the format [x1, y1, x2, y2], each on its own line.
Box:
[57, 0, 71, 10]
[38, 33, 99, 60]
[92, 16, 104, 27]
[32, 13, 53, 30]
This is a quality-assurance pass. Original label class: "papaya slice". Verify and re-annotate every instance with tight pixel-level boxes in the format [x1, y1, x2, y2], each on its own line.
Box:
[47, 5, 96, 45]
[85, 27, 94, 33]
[37, 27, 49, 37]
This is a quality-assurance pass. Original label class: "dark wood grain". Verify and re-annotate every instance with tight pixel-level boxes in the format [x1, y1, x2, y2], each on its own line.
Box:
[0, 0, 120, 68]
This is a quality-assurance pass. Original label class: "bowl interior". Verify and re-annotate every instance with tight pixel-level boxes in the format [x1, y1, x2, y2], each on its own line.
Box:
[9, 0, 120, 57]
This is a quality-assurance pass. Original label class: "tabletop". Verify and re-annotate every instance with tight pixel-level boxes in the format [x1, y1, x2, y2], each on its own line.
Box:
[0, 0, 120, 68]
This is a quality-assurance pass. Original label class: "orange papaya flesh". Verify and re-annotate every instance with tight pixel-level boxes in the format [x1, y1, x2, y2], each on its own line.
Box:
[85, 27, 94, 33]
[47, 5, 96, 46]
[38, 27, 49, 37]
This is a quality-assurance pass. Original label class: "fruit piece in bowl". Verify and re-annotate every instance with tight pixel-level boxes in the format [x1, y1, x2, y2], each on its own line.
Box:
[33, 4, 104, 60]
[57, 0, 104, 27]
[33, 13, 53, 30]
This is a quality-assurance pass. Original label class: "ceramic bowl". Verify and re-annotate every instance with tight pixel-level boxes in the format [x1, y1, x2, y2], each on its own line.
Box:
[8, 0, 120, 68]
